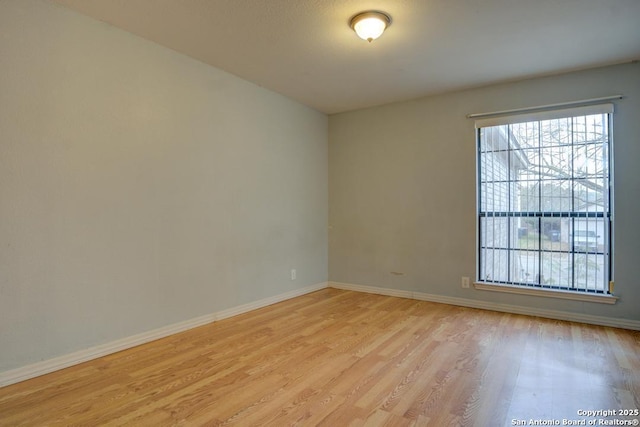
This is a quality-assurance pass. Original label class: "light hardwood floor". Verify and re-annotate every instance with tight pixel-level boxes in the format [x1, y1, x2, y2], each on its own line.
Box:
[1, 288, 639, 426]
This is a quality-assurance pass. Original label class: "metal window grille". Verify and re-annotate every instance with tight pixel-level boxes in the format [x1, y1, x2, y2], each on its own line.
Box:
[476, 105, 612, 293]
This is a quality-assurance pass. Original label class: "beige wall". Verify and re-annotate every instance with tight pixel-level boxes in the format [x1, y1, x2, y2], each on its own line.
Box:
[329, 62, 640, 322]
[0, 0, 328, 373]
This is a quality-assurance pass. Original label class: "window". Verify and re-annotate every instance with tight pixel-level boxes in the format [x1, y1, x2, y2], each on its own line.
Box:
[476, 104, 613, 296]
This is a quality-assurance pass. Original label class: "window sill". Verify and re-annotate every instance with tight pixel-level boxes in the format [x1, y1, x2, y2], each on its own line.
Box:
[473, 282, 619, 305]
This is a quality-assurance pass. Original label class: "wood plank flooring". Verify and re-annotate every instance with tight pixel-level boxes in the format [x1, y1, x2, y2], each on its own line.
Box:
[1, 288, 639, 426]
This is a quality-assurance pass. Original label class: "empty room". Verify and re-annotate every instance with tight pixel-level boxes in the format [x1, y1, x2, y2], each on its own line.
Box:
[1, 0, 639, 425]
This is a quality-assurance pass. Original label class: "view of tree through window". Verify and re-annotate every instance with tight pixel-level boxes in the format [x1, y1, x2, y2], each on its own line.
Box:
[476, 105, 612, 293]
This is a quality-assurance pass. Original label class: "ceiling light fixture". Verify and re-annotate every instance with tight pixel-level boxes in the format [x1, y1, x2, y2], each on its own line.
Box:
[350, 11, 391, 43]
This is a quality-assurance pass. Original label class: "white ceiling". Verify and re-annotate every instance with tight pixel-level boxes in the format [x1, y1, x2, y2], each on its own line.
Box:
[52, 0, 640, 114]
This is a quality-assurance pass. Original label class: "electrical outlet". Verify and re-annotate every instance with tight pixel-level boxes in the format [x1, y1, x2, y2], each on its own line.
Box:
[461, 277, 470, 288]
[291, 269, 297, 280]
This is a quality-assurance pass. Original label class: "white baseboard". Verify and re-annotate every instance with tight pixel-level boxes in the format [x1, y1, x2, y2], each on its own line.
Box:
[329, 281, 640, 331]
[0, 282, 328, 388]
[215, 282, 328, 321]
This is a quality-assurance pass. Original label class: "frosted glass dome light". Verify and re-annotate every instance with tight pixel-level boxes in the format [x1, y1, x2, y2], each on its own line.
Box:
[350, 11, 391, 42]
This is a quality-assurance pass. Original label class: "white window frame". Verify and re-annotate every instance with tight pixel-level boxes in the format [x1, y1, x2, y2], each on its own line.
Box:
[474, 104, 617, 304]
